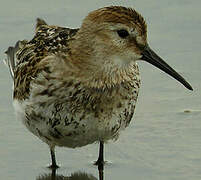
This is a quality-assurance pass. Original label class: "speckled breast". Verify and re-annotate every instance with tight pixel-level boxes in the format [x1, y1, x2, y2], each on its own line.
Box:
[21, 77, 140, 148]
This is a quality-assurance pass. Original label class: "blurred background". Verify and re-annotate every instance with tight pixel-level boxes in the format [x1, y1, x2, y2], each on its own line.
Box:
[0, 0, 201, 179]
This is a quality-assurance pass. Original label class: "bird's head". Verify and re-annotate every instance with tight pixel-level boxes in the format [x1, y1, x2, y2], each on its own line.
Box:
[72, 6, 192, 90]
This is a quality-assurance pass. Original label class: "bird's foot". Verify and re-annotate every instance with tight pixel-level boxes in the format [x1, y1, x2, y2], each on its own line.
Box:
[94, 159, 105, 171]
[48, 164, 60, 169]
[94, 159, 105, 166]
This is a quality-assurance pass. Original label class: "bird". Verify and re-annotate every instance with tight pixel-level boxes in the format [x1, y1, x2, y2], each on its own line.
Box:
[5, 6, 193, 170]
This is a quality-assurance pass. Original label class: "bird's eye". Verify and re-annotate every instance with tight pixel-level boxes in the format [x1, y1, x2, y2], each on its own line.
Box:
[117, 29, 129, 38]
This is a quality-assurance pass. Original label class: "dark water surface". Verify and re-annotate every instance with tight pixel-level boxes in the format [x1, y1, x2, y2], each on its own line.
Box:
[0, 0, 201, 180]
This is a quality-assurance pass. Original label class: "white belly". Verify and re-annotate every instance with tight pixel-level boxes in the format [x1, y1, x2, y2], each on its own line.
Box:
[13, 91, 137, 148]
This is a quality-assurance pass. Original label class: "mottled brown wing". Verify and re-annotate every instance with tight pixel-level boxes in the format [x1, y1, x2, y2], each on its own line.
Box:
[12, 19, 79, 100]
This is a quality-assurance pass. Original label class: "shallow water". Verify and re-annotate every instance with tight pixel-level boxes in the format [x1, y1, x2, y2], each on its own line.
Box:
[0, 0, 201, 180]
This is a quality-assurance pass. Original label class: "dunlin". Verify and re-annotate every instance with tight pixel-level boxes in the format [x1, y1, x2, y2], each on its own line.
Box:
[5, 6, 193, 169]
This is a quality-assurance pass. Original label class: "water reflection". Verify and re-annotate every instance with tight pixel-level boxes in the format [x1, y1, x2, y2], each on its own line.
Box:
[36, 169, 102, 180]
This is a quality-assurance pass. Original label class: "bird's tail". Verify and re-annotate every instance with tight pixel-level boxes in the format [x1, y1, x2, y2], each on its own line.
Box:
[4, 41, 20, 80]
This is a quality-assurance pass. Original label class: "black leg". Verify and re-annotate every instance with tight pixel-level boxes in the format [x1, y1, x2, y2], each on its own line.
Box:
[51, 168, 56, 180]
[98, 167, 104, 180]
[95, 141, 104, 171]
[48, 147, 59, 169]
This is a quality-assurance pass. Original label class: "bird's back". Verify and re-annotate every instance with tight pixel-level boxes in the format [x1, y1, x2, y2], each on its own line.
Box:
[6, 18, 79, 100]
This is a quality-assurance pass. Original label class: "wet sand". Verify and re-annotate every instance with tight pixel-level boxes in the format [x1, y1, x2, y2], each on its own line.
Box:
[0, 0, 201, 179]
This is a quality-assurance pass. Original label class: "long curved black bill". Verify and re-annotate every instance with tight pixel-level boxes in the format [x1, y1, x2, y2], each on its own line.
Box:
[141, 45, 193, 91]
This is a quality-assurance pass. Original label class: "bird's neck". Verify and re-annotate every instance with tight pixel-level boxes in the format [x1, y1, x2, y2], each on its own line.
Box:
[85, 61, 140, 89]
[69, 50, 139, 89]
